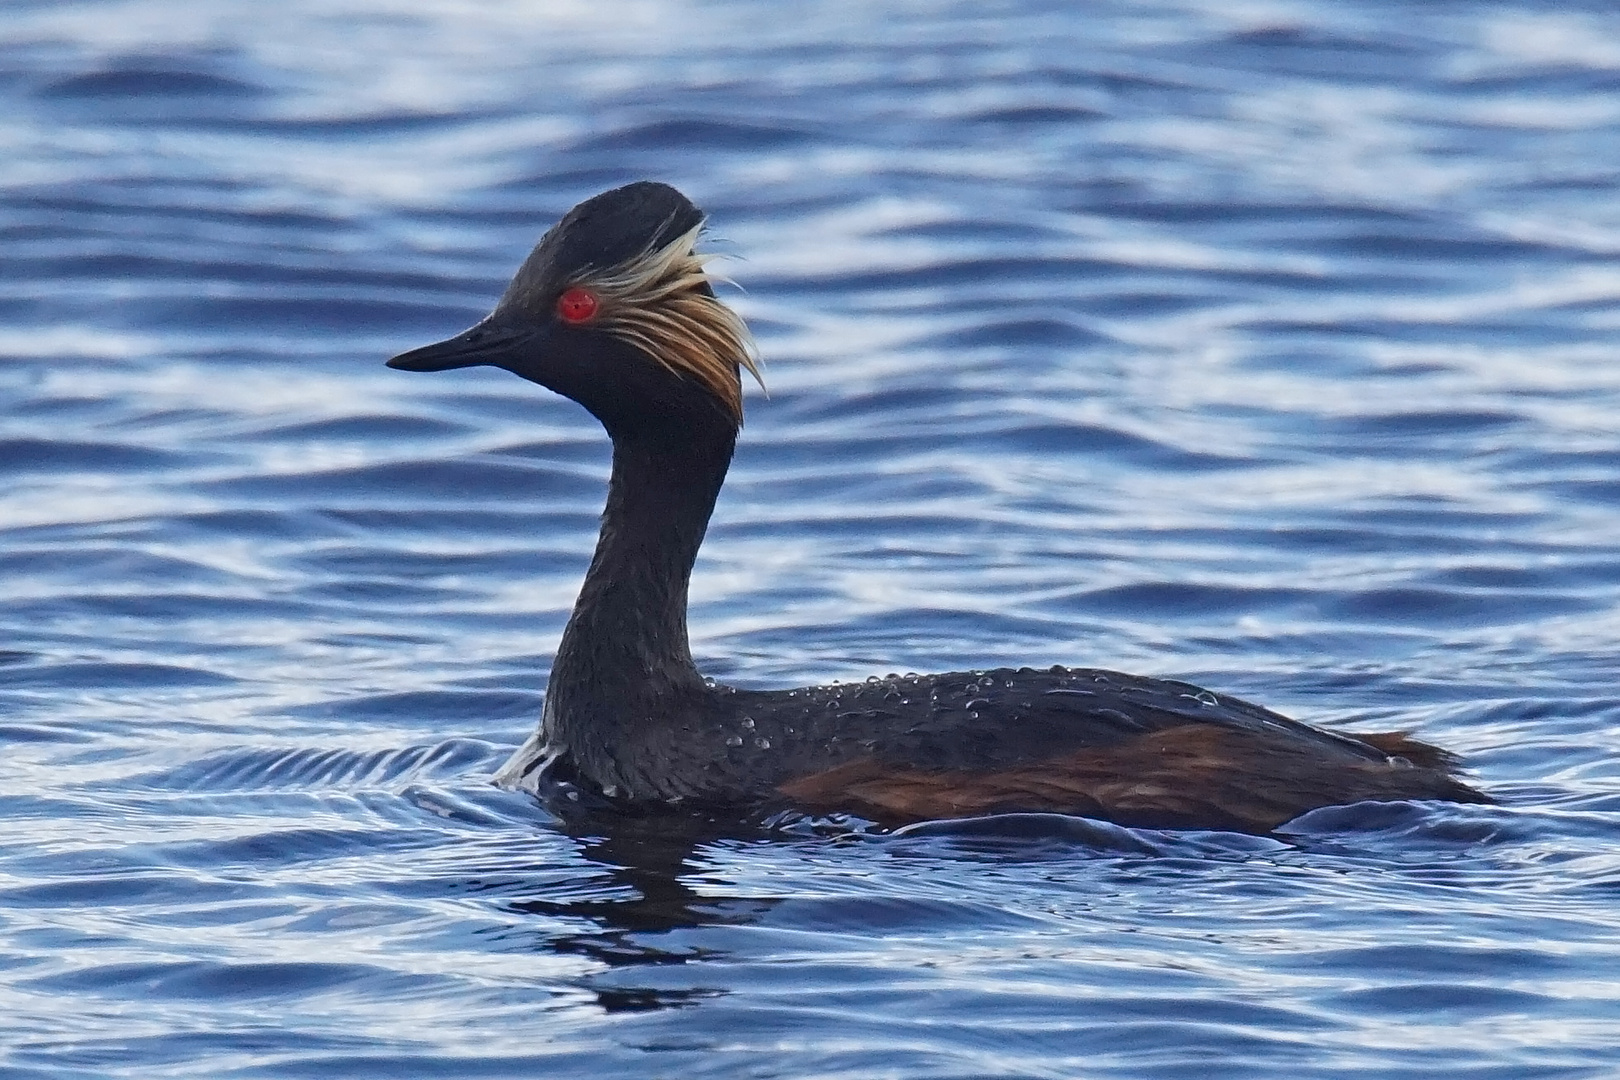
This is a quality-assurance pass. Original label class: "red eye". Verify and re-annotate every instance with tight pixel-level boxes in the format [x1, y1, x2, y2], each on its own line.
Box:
[556, 287, 599, 324]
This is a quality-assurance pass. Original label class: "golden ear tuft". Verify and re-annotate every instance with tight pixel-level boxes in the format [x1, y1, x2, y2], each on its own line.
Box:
[576, 222, 763, 423]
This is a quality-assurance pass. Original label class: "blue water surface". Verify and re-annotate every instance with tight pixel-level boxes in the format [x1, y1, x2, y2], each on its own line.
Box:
[3, 1, 1620, 1076]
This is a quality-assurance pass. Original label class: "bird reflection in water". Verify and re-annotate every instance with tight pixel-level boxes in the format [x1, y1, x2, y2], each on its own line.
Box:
[506, 815, 780, 1014]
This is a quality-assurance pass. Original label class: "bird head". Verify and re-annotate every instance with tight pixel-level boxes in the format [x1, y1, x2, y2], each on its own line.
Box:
[388, 181, 760, 435]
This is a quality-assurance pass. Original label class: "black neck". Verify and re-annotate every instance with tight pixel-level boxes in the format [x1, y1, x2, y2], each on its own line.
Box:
[542, 423, 735, 746]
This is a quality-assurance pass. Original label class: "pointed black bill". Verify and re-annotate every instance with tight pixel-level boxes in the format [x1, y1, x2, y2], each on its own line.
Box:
[387, 315, 534, 373]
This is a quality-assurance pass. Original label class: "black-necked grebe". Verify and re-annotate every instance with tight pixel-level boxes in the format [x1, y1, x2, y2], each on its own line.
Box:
[388, 180, 1489, 833]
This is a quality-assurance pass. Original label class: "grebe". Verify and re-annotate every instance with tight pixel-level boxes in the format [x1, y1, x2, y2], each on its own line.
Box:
[388, 181, 1489, 833]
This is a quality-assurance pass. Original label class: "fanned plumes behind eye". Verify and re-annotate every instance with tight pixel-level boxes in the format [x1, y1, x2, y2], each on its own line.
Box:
[578, 221, 762, 422]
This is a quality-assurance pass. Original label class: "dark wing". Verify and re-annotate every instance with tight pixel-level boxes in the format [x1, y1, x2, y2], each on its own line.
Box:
[763, 667, 1487, 832]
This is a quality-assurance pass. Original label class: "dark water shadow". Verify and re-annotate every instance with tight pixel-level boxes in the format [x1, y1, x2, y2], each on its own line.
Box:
[492, 801, 1298, 1018]
[504, 815, 774, 1013]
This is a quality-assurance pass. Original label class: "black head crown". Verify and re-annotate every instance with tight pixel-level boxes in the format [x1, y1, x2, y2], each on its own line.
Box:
[388, 181, 760, 431]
